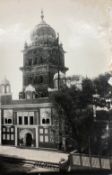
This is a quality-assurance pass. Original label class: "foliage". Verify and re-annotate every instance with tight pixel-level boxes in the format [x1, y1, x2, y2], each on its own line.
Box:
[51, 72, 112, 154]
[81, 78, 95, 107]
[51, 83, 94, 152]
[93, 73, 111, 97]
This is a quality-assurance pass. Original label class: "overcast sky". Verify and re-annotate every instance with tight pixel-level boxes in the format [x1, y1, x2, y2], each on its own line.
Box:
[0, 0, 112, 98]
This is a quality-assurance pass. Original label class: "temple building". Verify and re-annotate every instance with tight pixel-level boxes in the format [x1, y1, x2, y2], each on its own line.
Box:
[0, 11, 68, 149]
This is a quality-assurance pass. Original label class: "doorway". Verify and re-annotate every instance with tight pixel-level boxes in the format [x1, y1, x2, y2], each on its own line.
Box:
[26, 133, 32, 146]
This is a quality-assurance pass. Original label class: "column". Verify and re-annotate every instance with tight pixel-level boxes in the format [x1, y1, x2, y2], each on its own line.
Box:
[28, 116, 30, 125]
[15, 126, 17, 146]
[23, 116, 24, 125]
[35, 126, 38, 148]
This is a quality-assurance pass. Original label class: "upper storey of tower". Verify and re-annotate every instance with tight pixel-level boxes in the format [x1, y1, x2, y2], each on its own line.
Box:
[22, 11, 66, 69]
[30, 10, 56, 46]
[20, 11, 68, 98]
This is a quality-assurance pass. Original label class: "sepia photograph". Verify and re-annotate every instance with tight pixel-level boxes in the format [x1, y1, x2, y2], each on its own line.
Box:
[0, 0, 112, 174]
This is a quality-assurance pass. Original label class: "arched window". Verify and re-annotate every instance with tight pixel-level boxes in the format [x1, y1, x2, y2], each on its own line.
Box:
[6, 85, 10, 93]
[41, 118, 50, 125]
[30, 116, 34, 125]
[5, 118, 7, 124]
[42, 118, 45, 124]
[19, 116, 22, 125]
[8, 119, 12, 124]
[46, 118, 50, 124]
[24, 116, 28, 125]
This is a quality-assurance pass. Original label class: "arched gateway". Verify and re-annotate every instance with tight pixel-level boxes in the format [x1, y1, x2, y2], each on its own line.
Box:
[19, 129, 34, 147]
[26, 133, 32, 146]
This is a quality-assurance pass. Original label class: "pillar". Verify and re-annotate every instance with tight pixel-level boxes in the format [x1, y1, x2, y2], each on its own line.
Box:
[15, 126, 17, 146]
[36, 126, 38, 148]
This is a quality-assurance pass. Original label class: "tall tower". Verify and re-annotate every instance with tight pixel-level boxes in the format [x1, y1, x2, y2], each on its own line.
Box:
[20, 11, 68, 97]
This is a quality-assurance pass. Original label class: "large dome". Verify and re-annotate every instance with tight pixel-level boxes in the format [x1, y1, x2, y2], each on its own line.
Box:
[31, 11, 56, 45]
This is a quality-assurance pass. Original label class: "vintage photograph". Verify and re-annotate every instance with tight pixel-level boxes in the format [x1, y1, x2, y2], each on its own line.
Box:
[0, 0, 112, 174]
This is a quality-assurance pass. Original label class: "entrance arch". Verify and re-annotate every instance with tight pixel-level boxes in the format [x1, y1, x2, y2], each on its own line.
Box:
[26, 133, 32, 146]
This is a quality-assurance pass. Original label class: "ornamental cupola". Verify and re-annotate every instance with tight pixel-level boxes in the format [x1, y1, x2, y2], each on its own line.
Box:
[0, 78, 11, 95]
[53, 72, 66, 88]
[0, 77, 12, 104]
[31, 10, 56, 46]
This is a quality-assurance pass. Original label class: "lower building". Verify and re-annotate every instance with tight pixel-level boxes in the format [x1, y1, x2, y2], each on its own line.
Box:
[0, 79, 60, 149]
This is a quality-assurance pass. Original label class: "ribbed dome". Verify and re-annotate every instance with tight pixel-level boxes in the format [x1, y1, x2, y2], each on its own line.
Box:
[31, 11, 56, 45]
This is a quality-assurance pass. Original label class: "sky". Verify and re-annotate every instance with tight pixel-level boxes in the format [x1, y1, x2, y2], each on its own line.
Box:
[0, 0, 112, 98]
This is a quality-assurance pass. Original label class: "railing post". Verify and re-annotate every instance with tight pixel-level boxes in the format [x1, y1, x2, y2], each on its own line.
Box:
[110, 157, 112, 169]
[67, 154, 71, 172]
[89, 154, 92, 168]
[99, 155, 102, 169]
[59, 158, 69, 172]
[79, 153, 82, 166]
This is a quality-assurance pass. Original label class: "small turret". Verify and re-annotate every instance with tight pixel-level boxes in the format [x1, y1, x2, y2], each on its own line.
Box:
[0, 77, 12, 104]
[0, 78, 11, 94]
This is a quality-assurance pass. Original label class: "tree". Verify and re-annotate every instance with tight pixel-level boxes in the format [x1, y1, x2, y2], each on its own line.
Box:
[51, 73, 112, 154]
[82, 78, 94, 104]
[51, 85, 94, 152]
[93, 73, 111, 97]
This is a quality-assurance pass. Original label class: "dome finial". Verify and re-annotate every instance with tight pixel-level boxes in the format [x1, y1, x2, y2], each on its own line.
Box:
[41, 9, 44, 21]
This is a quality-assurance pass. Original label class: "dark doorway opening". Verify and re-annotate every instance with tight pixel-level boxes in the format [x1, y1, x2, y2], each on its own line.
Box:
[26, 133, 32, 146]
